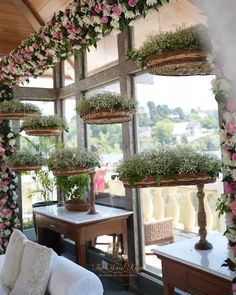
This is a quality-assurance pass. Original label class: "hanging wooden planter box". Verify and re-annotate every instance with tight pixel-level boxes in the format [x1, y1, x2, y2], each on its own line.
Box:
[23, 128, 62, 136]
[0, 112, 40, 120]
[10, 165, 42, 173]
[120, 173, 215, 188]
[145, 48, 212, 76]
[80, 109, 134, 124]
[51, 167, 95, 176]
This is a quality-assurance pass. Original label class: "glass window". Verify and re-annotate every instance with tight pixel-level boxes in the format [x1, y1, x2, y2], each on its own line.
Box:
[64, 55, 75, 86]
[64, 98, 77, 147]
[85, 82, 125, 198]
[21, 100, 56, 230]
[19, 68, 54, 88]
[86, 34, 118, 76]
[134, 73, 223, 275]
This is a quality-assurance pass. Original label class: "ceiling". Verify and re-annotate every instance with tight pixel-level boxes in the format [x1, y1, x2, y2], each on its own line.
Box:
[0, 0, 70, 56]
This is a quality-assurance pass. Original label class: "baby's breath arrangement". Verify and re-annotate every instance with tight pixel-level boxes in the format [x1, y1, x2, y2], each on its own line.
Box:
[0, 99, 41, 114]
[128, 24, 211, 68]
[47, 148, 100, 170]
[78, 92, 137, 114]
[115, 146, 221, 185]
[21, 115, 68, 131]
[6, 151, 43, 167]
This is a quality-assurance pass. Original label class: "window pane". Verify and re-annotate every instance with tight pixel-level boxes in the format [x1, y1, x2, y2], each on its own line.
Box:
[85, 82, 125, 197]
[86, 34, 118, 76]
[19, 68, 54, 88]
[64, 55, 75, 86]
[134, 73, 223, 275]
[64, 98, 77, 147]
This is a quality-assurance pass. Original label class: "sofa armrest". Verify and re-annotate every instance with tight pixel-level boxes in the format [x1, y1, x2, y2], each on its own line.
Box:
[0, 255, 5, 274]
[47, 255, 103, 295]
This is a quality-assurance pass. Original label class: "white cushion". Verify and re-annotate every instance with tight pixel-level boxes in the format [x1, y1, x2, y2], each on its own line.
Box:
[10, 241, 54, 295]
[0, 282, 8, 295]
[48, 255, 103, 295]
[0, 229, 27, 291]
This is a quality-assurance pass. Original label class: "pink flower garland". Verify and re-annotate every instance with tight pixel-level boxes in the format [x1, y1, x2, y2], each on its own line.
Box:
[0, 120, 20, 254]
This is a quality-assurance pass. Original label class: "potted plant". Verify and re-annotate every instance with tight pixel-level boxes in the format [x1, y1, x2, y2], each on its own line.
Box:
[56, 174, 90, 211]
[47, 147, 100, 176]
[77, 92, 137, 124]
[114, 146, 221, 187]
[21, 115, 69, 136]
[128, 24, 212, 76]
[0, 99, 41, 120]
[5, 150, 43, 172]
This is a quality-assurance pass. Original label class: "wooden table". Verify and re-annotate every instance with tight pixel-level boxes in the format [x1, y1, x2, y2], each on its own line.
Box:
[152, 233, 233, 295]
[33, 204, 132, 267]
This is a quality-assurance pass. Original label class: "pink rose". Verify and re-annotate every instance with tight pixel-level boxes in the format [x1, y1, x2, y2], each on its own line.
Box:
[224, 182, 233, 194]
[94, 6, 101, 13]
[128, 0, 137, 7]
[226, 99, 236, 112]
[232, 283, 236, 292]
[232, 153, 236, 160]
[226, 121, 236, 134]
[101, 16, 108, 24]
[230, 200, 236, 215]
[112, 6, 122, 16]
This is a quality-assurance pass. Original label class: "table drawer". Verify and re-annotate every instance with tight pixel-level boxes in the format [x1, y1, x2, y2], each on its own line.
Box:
[43, 217, 68, 235]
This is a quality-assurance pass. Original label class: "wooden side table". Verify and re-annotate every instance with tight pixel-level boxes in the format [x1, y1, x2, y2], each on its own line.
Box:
[152, 233, 233, 295]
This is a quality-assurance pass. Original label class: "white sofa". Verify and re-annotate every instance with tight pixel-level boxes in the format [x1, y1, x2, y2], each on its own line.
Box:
[0, 253, 104, 295]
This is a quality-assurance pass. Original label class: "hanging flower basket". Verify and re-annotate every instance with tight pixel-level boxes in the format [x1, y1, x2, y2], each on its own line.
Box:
[128, 24, 212, 76]
[115, 146, 221, 188]
[81, 109, 133, 124]
[48, 148, 100, 176]
[21, 115, 68, 136]
[78, 92, 137, 125]
[120, 173, 215, 188]
[5, 151, 43, 173]
[145, 48, 211, 76]
[0, 100, 41, 120]
[52, 167, 95, 176]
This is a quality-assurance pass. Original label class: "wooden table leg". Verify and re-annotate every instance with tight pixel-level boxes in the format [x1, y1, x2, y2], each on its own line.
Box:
[75, 241, 86, 266]
[164, 284, 175, 295]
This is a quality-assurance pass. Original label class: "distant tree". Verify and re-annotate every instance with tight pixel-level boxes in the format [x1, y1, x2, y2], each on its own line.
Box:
[147, 101, 158, 126]
[138, 107, 150, 127]
[200, 117, 218, 129]
[180, 135, 188, 144]
[151, 119, 175, 145]
[173, 107, 185, 121]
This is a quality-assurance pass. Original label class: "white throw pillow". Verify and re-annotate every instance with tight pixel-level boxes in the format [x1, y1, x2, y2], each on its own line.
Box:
[0, 229, 27, 291]
[10, 241, 54, 295]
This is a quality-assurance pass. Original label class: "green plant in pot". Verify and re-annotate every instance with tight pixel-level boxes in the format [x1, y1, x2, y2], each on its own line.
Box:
[21, 115, 69, 136]
[77, 91, 137, 124]
[127, 24, 212, 76]
[0, 99, 41, 120]
[5, 150, 44, 172]
[56, 174, 90, 211]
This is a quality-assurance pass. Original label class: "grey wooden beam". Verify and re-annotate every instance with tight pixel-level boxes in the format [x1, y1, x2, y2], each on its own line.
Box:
[13, 86, 56, 100]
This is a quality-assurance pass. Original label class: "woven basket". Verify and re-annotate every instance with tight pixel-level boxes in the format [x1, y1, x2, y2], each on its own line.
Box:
[52, 167, 95, 176]
[121, 173, 215, 188]
[24, 128, 62, 136]
[145, 48, 212, 76]
[0, 112, 40, 120]
[80, 109, 133, 124]
[10, 165, 41, 172]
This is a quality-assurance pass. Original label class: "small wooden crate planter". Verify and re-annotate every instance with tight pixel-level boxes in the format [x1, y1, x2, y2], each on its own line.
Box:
[120, 173, 215, 250]
[145, 48, 212, 76]
[80, 109, 134, 124]
[10, 165, 42, 172]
